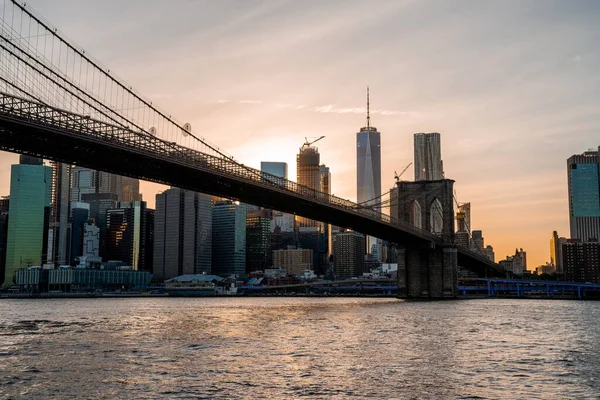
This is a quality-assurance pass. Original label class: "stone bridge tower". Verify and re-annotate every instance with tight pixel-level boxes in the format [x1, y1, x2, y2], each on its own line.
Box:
[392, 179, 458, 298]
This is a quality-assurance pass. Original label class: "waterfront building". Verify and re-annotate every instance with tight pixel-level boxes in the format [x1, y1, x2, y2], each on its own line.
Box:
[3, 156, 52, 287]
[562, 239, 600, 283]
[414, 132, 443, 181]
[16, 267, 151, 294]
[499, 248, 527, 275]
[69, 202, 90, 265]
[333, 230, 365, 279]
[212, 200, 246, 276]
[246, 210, 272, 273]
[296, 143, 321, 229]
[153, 188, 212, 280]
[567, 147, 600, 241]
[272, 248, 313, 275]
[105, 201, 153, 271]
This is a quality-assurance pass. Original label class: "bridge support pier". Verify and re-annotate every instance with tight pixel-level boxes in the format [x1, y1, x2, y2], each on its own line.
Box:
[396, 245, 458, 299]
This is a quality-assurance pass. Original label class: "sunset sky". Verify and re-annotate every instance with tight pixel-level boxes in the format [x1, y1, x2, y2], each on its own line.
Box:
[1, 0, 599, 268]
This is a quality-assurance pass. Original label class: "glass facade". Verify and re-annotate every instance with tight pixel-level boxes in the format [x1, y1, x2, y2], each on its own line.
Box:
[261, 162, 288, 180]
[246, 210, 272, 273]
[570, 164, 600, 217]
[3, 162, 52, 287]
[568, 148, 600, 241]
[212, 200, 246, 276]
[105, 201, 152, 271]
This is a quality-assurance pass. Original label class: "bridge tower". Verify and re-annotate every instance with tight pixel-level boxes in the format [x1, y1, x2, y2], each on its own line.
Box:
[392, 179, 458, 298]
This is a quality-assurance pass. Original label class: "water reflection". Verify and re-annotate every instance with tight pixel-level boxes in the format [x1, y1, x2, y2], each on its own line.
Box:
[0, 298, 599, 399]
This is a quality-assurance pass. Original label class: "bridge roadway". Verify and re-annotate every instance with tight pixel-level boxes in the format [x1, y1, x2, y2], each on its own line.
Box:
[0, 92, 502, 275]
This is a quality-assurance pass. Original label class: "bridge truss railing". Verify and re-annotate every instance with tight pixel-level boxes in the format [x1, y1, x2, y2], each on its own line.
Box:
[0, 91, 441, 243]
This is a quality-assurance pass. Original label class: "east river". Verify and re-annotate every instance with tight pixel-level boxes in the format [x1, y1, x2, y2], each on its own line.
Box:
[1, 298, 599, 399]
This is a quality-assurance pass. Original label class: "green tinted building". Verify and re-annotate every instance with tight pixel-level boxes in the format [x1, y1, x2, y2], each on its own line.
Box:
[3, 156, 52, 287]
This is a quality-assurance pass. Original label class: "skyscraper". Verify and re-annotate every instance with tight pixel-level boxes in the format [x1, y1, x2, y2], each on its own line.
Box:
[3, 156, 52, 287]
[0, 197, 9, 286]
[69, 202, 90, 265]
[105, 201, 153, 271]
[333, 230, 365, 279]
[550, 231, 567, 275]
[261, 162, 288, 181]
[81, 193, 118, 260]
[71, 167, 141, 203]
[246, 209, 272, 273]
[414, 132, 443, 181]
[212, 200, 246, 276]
[567, 147, 600, 241]
[357, 88, 382, 258]
[48, 161, 71, 266]
[153, 188, 212, 281]
[296, 143, 321, 229]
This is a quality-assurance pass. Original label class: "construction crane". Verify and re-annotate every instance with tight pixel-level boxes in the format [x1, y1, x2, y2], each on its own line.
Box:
[302, 136, 325, 149]
[394, 162, 413, 182]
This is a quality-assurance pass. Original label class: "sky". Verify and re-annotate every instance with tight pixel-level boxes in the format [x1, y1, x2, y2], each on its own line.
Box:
[1, 0, 599, 269]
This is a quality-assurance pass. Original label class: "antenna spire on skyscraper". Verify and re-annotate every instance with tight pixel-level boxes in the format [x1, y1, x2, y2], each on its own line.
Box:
[366, 86, 370, 129]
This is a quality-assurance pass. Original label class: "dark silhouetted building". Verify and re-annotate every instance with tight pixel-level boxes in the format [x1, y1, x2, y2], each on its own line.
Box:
[153, 188, 212, 281]
[333, 230, 365, 279]
[563, 239, 600, 283]
[212, 200, 246, 276]
[105, 201, 153, 271]
[246, 210, 272, 273]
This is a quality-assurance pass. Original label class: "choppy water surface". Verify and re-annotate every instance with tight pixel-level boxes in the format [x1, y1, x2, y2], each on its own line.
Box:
[1, 298, 599, 399]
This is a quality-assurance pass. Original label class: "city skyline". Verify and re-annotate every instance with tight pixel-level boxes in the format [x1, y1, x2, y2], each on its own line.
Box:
[0, 1, 599, 268]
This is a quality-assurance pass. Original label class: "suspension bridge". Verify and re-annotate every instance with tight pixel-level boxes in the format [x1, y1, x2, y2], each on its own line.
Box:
[0, 1, 503, 298]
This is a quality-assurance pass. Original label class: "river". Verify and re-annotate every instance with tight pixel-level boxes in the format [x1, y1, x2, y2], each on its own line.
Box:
[1, 297, 599, 399]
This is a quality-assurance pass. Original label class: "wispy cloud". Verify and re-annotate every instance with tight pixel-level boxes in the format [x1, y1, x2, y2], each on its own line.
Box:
[222, 100, 421, 117]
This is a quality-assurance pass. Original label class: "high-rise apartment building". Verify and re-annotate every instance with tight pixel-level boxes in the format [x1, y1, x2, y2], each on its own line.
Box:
[153, 188, 212, 281]
[567, 147, 600, 241]
[212, 200, 246, 276]
[333, 230, 365, 279]
[3, 156, 52, 287]
[414, 132, 443, 181]
[246, 210, 272, 273]
[105, 201, 153, 271]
